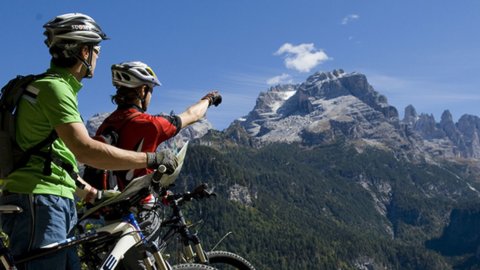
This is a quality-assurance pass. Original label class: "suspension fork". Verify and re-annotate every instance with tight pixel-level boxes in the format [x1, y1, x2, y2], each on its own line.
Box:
[173, 201, 208, 264]
[182, 232, 208, 263]
[124, 213, 171, 270]
[147, 241, 171, 270]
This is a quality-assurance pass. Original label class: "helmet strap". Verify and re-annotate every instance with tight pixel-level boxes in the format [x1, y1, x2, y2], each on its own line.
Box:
[141, 91, 149, 112]
[139, 86, 150, 111]
[134, 90, 148, 111]
[74, 46, 94, 79]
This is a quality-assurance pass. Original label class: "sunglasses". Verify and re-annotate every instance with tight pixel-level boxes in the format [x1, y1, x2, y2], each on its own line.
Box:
[93, 45, 101, 55]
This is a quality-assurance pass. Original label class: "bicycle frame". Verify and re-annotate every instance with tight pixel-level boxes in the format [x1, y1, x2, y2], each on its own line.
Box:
[0, 166, 175, 270]
[0, 142, 197, 270]
[159, 184, 216, 264]
[0, 205, 171, 270]
[76, 165, 177, 270]
[158, 185, 257, 270]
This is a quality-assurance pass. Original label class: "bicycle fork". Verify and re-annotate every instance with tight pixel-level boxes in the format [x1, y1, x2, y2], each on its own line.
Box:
[180, 228, 207, 264]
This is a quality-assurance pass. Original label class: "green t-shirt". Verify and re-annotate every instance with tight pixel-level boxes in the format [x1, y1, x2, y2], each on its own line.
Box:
[3, 64, 83, 199]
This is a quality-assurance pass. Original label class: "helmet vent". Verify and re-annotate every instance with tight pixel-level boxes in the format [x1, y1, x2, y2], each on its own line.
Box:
[121, 73, 131, 81]
[138, 70, 149, 76]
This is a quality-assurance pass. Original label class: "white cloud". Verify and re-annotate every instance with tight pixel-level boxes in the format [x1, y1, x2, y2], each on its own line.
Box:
[274, 43, 331, 73]
[267, 73, 293, 85]
[342, 14, 359, 25]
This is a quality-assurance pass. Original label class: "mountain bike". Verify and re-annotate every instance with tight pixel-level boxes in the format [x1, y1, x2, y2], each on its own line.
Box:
[75, 144, 217, 270]
[0, 184, 214, 270]
[75, 166, 216, 270]
[0, 145, 216, 270]
[158, 183, 256, 270]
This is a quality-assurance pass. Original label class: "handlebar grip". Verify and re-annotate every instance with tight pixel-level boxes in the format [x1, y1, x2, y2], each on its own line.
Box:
[152, 165, 167, 183]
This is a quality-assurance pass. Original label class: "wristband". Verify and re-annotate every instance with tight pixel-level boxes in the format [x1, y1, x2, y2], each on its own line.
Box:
[75, 179, 86, 190]
[146, 152, 156, 167]
[201, 96, 213, 107]
[96, 190, 103, 200]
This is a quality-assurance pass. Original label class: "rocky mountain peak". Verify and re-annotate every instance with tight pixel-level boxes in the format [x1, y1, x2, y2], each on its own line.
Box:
[234, 70, 409, 152]
[301, 70, 374, 101]
[413, 113, 439, 139]
[403, 105, 418, 126]
[230, 69, 480, 161]
[305, 69, 347, 84]
[441, 110, 454, 124]
[85, 69, 480, 162]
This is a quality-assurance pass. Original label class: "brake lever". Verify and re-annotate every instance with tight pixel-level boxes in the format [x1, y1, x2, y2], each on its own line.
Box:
[192, 183, 216, 199]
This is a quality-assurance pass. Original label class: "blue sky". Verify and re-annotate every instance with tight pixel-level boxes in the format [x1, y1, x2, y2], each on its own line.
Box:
[1, 1, 480, 130]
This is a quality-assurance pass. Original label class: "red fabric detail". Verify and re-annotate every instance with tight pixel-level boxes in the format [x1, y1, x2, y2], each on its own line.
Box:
[140, 193, 154, 205]
[102, 171, 108, 190]
[95, 108, 179, 190]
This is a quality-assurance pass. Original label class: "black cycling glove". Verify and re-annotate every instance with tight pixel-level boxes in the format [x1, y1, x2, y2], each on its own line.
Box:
[146, 149, 178, 174]
[201, 91, 222, 107]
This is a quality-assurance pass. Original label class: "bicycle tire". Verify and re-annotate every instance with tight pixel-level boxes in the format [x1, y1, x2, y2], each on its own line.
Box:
[172, 263, 218, 270]
[206, 251, 256, 270]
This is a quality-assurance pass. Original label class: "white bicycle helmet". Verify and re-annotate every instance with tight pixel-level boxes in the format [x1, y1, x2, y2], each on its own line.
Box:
[111, 61, 161, 89]
[43, 13, 108, 55]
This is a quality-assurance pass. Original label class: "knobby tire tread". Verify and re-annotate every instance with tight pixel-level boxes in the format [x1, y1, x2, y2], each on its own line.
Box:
[206, 251, 255, 270]
[171, 263, 218, 270]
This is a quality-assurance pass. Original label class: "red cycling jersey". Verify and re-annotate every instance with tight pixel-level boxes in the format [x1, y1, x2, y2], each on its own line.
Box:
[95, 105, 181, 190]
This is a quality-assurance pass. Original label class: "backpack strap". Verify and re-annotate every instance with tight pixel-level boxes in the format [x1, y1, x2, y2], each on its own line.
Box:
[15, 130, 57, 170]
[13, 73, 76, 178]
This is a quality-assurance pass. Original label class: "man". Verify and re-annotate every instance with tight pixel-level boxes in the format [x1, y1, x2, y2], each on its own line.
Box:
[0, 13, 176, 270]
[90, 61, 221, 269]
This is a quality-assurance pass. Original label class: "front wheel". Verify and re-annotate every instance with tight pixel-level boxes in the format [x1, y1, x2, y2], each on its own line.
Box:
[206, 251, 256, 270]
[172, 263, 218, 270]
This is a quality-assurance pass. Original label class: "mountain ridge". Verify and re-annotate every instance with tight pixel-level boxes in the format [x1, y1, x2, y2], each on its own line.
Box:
[226, 69, 480, 165]
[85, 69, 480, 164]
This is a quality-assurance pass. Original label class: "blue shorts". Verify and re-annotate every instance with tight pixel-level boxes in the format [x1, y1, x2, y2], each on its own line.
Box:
[0, 193, 77, 270]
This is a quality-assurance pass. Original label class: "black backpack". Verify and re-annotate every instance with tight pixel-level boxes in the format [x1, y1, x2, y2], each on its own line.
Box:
[0, 73, 63, 178]
[82, 111, 141, 190]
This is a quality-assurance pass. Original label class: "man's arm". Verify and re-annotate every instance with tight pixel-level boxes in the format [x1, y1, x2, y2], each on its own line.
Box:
[178, 90, 222, 128]
[178, 99, 210, 128]
[56, 122, 147, 170]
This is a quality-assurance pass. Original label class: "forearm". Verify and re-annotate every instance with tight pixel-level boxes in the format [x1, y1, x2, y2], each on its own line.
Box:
[56, 122, 147, 170]
[75, 139, 147, 170]
[178, 99, 210, 128]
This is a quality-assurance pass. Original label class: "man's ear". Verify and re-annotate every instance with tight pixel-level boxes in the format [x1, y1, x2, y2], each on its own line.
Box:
[135, 85, 146, 96]
[139, 85, 149, 95]
[80, 45, 90, 60]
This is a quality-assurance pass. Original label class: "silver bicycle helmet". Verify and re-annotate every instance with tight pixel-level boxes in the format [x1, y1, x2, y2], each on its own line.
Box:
[43, 13, 108, 56]
[111, 61, 161, 89]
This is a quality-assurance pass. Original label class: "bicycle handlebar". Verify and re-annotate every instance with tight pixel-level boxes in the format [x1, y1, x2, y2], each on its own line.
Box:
[80, 165, 169, 220]
[164, 183, 216, 206]
[152, 165, 167, 183]
[188, 183, 216, 200]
